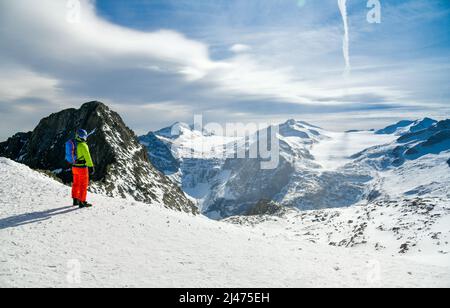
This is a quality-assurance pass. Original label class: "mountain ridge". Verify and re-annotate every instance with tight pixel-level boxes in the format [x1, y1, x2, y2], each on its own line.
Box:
[0, 101, 197, 214]
[376, 118, 438, 135]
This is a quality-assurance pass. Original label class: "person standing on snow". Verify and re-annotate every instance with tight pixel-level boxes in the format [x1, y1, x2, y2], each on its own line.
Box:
[71, 129, 95, 208]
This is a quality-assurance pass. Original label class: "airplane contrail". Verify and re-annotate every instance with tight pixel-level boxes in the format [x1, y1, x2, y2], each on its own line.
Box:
[338, 0, 350, 75]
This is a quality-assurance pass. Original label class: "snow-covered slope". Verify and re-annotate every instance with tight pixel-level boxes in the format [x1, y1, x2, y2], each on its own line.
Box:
[222, 119, 450, 266]
[226, 196, 450, 265]
[310, 130, 396, 170]
[1, 157, 449, 288]
[380, 154, 450, 199]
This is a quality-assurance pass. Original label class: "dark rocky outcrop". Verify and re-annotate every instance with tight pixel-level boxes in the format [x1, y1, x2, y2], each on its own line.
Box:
[0, 101, 197, 214]
[0, 132, 32, 162]
[245, 200, 285, 216]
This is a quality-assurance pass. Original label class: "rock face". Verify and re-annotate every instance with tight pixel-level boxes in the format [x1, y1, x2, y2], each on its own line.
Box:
[138, 132, 179, 174]
[204, 155, 296, 219]
[0, 101, 197, 214]
[139, 121, 237, 216]
[0, 132, 32, 161]
[245, 199, 285, 216]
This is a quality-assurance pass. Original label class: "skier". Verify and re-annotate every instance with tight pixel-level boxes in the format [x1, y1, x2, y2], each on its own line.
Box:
[71, 129, 95, 208]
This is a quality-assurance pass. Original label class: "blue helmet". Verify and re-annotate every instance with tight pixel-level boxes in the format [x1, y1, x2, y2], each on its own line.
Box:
[76, 129, 88, 141]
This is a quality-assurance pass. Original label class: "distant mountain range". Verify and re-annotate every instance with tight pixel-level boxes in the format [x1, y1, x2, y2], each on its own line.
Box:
[0, 102, 448, 219]
[139, 117, 450, 219]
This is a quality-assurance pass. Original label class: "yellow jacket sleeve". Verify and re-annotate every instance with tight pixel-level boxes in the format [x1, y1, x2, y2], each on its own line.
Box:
[77, 142, 94, 168]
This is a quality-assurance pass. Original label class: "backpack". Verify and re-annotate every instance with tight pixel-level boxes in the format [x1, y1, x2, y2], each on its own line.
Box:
[65, 139, 77, 164]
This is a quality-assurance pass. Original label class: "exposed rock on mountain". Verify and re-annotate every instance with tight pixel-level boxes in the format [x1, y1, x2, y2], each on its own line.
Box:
[354, 119, 450, 167]
[0, 132, 32, 161]
[244, 199, 286, 216]
[0, 102, 197, 213]
[204, 155, 296, 219]
[139, 132, 179, 174]
[140, 121, 238, 214]
[376, 120, 414, 135]
[376, 118, 437, 135]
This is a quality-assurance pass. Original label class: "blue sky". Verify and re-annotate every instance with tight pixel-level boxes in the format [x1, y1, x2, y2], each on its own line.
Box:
[95, 0, 450, 64]
[0, 0, 449, 140]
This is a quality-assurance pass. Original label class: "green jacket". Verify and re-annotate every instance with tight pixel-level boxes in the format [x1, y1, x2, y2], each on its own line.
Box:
[74, 139, 94, 168]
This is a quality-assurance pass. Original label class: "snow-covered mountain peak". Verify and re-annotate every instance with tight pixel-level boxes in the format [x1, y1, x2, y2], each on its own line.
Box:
[406, 117, 439, 135]
[283, 119, 321, 128]
[278, 119, 326, 141]
[281, 119, 322, 130]
[155, 121, 215, 140]
[376, 118, 438, 136]
[155, 122, 195, 139]
[375, 120, 414, 135]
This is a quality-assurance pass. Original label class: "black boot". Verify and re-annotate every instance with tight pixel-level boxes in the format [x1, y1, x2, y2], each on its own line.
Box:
[73, 198, 80, 206]
[79, 201, 93, 209]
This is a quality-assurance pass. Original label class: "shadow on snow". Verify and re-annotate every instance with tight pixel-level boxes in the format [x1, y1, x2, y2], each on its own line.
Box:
[0, 206, 78, 230]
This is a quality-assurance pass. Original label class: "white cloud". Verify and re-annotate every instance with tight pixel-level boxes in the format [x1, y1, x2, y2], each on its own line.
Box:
[230, 44, 252, 53]
[0, 68, 60, 102]
[0, 0, 221, 79]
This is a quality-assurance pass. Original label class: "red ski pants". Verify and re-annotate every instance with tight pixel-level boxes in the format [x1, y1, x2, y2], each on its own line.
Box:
[72, 167, 89, 202]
